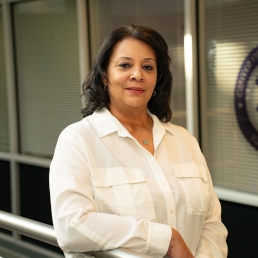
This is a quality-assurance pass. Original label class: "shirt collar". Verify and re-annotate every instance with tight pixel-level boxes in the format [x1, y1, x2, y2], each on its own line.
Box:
[88, 108, 118, 137]
[148, 111, 174, 136]
[88, 108, 174, 138]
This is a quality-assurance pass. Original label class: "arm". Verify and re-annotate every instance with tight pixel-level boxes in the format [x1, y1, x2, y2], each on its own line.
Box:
[49, 128, 171, 257]
[195, 184, 228, 258]
[185, 136, 228, 258]
[166, 190, 227, 258]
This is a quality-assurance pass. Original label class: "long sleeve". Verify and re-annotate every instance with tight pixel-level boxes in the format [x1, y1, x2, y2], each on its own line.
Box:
[195, 187, 228, 258]
[160, 125, 228, 258]
[49, 127, 172, 257]
[192, 143, 228, 258]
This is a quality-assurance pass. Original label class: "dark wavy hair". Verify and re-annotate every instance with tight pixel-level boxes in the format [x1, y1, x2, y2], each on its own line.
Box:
[81, 24, 172, 122]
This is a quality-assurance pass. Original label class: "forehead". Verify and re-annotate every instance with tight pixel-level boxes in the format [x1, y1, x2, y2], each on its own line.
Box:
[110, 37, 156, 59]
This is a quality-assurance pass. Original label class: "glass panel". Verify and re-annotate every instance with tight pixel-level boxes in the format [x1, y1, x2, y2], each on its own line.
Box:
[89, 0, 186, 128]
[0, 7, 10, 152]
[13, 0, 80, 157]
[0, 160, 11, 236]
[202, 0, 258, 194]
[19, 163, 63, 254]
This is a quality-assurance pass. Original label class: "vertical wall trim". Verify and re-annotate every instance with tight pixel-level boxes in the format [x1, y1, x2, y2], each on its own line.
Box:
[3, 0, 20, 240]
[77, 0, 90, 92]
[184, 0, 199, 139]
[3, 1, 18, 154]
[198, 0, 208, 153]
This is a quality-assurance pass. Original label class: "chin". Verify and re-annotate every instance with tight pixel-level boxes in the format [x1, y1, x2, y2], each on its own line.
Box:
[125, 103, 148, 109]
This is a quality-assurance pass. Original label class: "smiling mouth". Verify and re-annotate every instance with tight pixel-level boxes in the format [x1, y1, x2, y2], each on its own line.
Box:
[126, 87, 145, 93]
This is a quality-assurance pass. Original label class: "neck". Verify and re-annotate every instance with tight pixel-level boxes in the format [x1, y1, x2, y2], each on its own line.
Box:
[109, 104, 151, 128]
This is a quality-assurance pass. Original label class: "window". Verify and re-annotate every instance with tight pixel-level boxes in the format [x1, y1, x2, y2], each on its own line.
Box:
[0, 160, 11, 236]
[201, 0, 258, 194]
[13, 0, 80, 157]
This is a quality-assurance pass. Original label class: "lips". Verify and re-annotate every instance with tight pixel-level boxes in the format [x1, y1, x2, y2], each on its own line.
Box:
[125, 87, 145, 94]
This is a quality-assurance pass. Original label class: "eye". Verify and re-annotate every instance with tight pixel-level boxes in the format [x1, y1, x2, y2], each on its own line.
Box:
[119, 63, 130, 69]
[143, 65, 153, 71]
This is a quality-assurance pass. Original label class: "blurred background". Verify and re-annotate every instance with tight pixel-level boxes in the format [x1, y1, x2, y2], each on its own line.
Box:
[0, 0, 257, 257]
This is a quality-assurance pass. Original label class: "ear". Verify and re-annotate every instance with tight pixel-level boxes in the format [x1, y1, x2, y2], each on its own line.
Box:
[102, 77, 107, 86]
[101, 72, 108, 86]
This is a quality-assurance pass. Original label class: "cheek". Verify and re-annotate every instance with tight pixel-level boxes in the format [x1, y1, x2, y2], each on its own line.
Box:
[151, 74, 158, 87]
[110, 73, 128, 86]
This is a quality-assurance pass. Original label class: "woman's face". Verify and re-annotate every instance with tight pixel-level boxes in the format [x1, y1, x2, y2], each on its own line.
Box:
[104, 37, 157, 113]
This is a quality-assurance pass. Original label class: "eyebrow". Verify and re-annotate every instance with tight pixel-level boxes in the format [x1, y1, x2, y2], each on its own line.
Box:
[117, 57, 156, 61]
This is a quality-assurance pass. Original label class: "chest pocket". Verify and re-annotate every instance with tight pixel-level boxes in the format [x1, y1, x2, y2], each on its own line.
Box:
[90, 167, 155, 221]
[170, 162, 210, 216]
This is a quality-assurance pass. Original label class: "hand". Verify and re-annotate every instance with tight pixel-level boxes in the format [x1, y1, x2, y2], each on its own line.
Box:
[167, 228, 194, 258]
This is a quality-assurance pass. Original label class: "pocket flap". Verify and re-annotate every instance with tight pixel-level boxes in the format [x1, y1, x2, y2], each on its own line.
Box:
[170, 162, 208, 182]
[91, 167, 145, 187]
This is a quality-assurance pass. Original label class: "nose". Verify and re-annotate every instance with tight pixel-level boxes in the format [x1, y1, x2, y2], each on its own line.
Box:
[130, 66, 144, 81]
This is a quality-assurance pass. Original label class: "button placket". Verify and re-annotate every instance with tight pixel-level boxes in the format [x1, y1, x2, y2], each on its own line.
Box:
[147, 155, 177, 228]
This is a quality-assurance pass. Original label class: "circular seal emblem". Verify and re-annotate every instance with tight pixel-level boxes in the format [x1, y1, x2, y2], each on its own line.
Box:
[234, 46, 258, 150]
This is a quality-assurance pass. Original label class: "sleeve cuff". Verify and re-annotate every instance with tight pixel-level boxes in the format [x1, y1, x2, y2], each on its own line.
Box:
[144, 221, 172, 258]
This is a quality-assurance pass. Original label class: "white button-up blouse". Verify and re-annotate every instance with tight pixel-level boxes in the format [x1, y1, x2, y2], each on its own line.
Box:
[49, 108, 228, 258]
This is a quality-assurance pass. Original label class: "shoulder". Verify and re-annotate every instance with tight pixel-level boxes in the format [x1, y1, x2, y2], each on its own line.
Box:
[163, 121, 195, 141]
[151, 112, 197, 145]
[163, 121, 202, 154]
[57, 108, 111, 143]
[58, 116, 92, 143]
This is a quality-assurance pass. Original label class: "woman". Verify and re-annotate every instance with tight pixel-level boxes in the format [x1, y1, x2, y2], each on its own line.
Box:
[50, 25, 228, 258]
